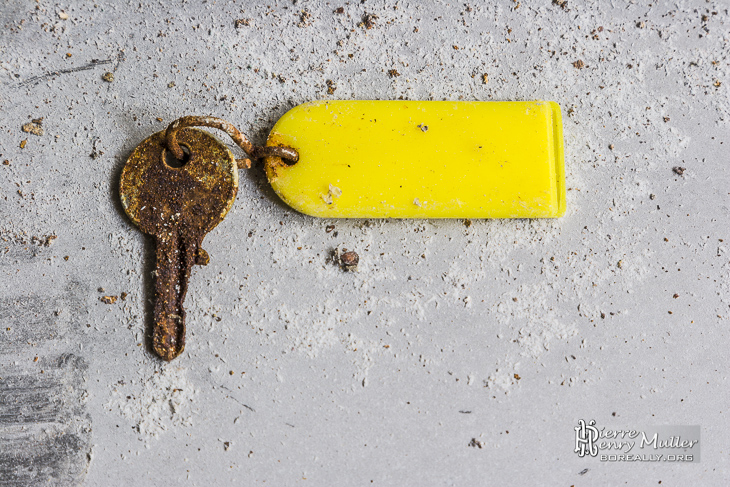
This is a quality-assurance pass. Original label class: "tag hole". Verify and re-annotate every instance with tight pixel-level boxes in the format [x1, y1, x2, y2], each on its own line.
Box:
[165, 145, 190, 168]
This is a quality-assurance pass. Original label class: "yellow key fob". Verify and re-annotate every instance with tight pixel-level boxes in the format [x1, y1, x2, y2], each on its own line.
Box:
[264, 100, 565, 219]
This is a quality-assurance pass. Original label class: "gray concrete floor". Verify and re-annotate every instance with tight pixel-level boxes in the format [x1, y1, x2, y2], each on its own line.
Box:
[1, 1, 729, 485]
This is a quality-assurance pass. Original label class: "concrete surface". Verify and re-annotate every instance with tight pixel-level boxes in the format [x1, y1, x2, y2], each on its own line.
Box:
[1, 0, 729, 485]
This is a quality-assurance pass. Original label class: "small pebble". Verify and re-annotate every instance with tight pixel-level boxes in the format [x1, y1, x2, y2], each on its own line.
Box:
[22, 122, 43, 136]
[468, 438, 484, 449]
[340, 250, 359, 271]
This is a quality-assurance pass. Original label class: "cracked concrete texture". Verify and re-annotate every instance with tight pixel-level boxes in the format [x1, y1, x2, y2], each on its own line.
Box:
[1, 1, 729, 485]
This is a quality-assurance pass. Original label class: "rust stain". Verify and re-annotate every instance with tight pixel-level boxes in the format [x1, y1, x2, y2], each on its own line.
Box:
[119, 128, 237, 361]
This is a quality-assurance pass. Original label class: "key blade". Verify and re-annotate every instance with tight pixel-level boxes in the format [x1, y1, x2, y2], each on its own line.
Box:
[153, 233, 196, 361]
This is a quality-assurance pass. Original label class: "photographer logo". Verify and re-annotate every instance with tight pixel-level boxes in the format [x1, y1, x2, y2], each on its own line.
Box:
[574, 419, 599, 457]
[573, 421, 700, 463]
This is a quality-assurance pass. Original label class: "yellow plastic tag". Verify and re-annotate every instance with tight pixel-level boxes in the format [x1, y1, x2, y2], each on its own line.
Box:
[265, 100, 565, 219]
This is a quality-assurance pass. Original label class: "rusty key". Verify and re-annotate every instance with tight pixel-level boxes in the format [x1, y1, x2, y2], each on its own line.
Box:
[119, 128, 238, 360]
[120, 117, 297, 361]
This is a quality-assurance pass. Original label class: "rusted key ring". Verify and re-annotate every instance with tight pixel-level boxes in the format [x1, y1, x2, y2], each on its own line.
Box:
[165, 116, 299, 168]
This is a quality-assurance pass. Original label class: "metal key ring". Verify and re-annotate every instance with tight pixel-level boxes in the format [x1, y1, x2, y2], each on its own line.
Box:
[165, 115, 299, 168]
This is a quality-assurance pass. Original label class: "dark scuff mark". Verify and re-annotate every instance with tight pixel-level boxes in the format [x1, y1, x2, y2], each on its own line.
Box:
[0, 281, 90, 486]
[0, 354, 91, 486]
[16, 52, 125, 88]
[0, 281, 84, 352]
[0, 233, 58, 266]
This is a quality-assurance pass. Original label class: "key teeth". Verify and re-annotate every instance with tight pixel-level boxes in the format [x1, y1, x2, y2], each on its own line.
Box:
[195, 248, 210, 266]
